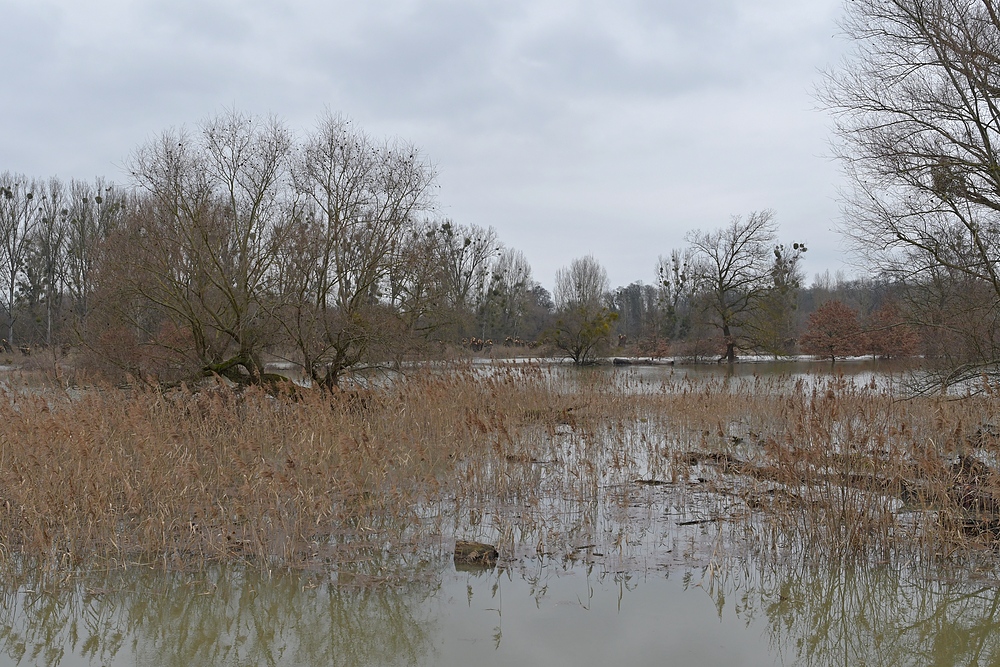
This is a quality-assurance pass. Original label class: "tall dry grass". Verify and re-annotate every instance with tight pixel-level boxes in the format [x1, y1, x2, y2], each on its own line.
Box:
[659, 373, 1000, 565]
[1, 365, 1000, 572]
[0, 365, 604, 570]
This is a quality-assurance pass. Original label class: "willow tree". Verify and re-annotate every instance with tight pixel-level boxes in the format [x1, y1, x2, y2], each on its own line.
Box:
[280, 112, 436, 387]
[122, 110, 293, 382]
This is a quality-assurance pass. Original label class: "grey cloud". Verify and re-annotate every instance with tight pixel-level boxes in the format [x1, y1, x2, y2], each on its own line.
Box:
[1, 0, 853, 290]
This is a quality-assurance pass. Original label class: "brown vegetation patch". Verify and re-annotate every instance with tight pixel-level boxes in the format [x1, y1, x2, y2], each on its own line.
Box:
[2, 366, 1000, 574]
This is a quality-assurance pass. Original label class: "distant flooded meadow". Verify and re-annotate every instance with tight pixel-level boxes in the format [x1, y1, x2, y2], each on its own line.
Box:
[2, 359, 1000, 665]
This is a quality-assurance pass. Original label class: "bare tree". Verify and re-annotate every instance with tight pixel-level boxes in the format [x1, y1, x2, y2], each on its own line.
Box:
[553, 254, 608, 310]
[480, 247, 534, 340]
[123, 110, 293, 382]
[609, 282, 661, 346]
[0, 173, 40, 347]
[384, 221, 449, 334]
[282, 111, 436, 386]
[825, 0, 1000, 385]
[434, 221, 500, 310]
[865, 301, 920, 359]
[64, 178, 126, 325]
[25, 178, 69, 347]
[686, 210, 777, 363]
[657, 248, 698, 342]
[104, 109, 436, 386]
[427, 220, 501, 337]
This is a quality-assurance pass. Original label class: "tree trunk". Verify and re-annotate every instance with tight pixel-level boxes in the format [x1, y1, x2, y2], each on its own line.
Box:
[723, 324, 735, 364]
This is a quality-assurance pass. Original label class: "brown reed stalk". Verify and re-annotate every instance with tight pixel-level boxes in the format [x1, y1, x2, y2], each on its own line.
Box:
[0, 365, 998, 573]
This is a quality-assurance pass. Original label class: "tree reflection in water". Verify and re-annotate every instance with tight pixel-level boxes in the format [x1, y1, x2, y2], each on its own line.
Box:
[0, 561, 1000, 666]
[4, 558, 1000, 665]
[0, 563, 440, 667]
[715, 557, 1000, 666]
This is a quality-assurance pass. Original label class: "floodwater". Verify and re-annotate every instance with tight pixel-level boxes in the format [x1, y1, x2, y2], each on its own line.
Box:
[0, 561, 768, 667]
[266, 356, 924, 392]
[5, 358, 996, 667]
[4, 555, 1000, 666]
[605, 357, 922, 394]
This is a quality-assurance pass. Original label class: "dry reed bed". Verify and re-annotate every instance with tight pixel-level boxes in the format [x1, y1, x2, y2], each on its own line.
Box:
[0, 366, 999, 572]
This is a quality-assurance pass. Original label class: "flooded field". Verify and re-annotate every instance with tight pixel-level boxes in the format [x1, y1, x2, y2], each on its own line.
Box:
[1, 359, 999, 665]
[5, 553, 1000, 666]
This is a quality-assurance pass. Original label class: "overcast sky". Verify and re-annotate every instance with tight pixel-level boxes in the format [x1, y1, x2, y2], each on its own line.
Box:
[3, 0, 852, 292]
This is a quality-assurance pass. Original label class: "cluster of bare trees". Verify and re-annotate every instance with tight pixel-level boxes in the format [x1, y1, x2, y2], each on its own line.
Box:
[0, 174, 124, 351]
[551, 0, 1000, 377]
[418, 221, 550, 344]
[3, 141, 914, 377]
[11, 0, 1000, 387]
[551, 211, 810, 364]
[547, 212, 924, 366]
[0, 110, 553, 384]
[539, 0, 1000, 376]
[5, 148, 822, 376]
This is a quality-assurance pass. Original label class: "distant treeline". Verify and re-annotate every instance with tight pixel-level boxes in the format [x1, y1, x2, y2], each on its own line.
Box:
[0, 110, 922, 385]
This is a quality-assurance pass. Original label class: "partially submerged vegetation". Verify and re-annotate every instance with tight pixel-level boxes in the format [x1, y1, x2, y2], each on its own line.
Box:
[2, 363, 1000, 576]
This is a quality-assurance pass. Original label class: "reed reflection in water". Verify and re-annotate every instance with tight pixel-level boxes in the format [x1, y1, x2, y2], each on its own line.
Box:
[749, 559, 1000, 666]
[3, 556, 1000, 666]
[0, 565, 439, 667]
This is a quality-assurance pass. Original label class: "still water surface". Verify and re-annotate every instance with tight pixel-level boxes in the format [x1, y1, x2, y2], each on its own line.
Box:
[4, 359, 993, 666]
[3, 555, 1000, 666]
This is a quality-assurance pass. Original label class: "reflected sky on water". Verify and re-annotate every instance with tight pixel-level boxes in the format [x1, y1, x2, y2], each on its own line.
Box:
[3, 555, 1000, 666]
[608, 358, 922, 394]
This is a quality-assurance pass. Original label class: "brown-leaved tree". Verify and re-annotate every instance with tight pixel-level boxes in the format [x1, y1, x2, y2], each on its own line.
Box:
[800, 300, 866, 363]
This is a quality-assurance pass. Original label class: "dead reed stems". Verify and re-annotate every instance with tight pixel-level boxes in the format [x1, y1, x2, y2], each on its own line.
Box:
[0, 365, 999, 573]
